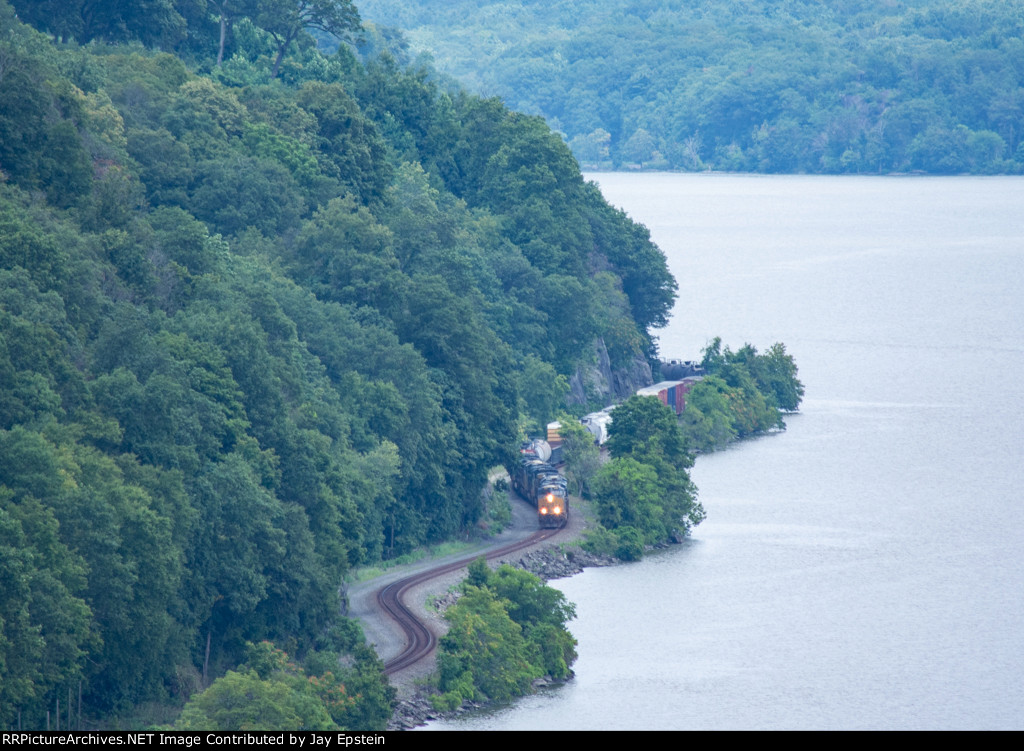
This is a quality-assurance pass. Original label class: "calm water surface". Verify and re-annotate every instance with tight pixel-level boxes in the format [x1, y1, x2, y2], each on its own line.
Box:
[427, 174, 1024, 730]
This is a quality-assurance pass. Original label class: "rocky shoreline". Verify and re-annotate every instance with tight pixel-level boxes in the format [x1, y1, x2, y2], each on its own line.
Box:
[508, 546, 620, 582]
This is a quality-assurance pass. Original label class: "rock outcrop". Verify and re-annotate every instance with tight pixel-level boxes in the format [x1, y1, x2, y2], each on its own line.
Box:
[568, 337, 653, 407]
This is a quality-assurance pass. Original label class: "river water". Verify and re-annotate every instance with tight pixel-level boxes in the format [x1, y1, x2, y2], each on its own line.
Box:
[427, 174, 1024, 730]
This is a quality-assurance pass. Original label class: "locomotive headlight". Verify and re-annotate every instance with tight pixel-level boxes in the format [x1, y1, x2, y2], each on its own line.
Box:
[546, 493, 554, 502]
[540, 507, 548, 514]
[553, 506, 562, 514]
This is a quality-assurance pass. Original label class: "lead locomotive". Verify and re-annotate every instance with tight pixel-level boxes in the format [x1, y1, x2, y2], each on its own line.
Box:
[509, 439, 569, 528]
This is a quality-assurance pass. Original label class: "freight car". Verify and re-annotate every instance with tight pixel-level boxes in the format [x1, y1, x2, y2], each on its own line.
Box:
[510, 439, 569, 528]
[636, 377, 703, 416]
[581, 405, 616, 445]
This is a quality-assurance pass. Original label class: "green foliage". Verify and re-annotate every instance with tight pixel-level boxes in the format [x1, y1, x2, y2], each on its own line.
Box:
[592, 457, 664, 541]
[434, 560, 576, 708]
[611, 526, 645, 562]
[679, 376, 738, 453]
[294, 81, 391, 205]
[0, 23, 93, 207]
[0, 1, 673, 727]
[254, 1, 362, 78]
[175, 667, 337, 730]
[557, 413, 600, 498]
[518, 356, 569, 432]
[175, 639, 393, 730]
[436, 585, 539, 707]
[605, 394, 691, 469]
[318, 644, 395, 731]
[9, 0, 188, 46]
[358, 0, 1024, 175]
[0, 492, 95, 728]
[580, 524, 618, 557]
[745, 342, 805, 413]
[482, 482, 512, 533]
[684, 338, 804, 450]
[590, 395, 703, 557]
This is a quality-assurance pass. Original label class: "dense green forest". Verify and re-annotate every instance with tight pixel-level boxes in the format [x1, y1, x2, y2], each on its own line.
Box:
[0, 0, 677, 728]
[358, 0, 1024, 173]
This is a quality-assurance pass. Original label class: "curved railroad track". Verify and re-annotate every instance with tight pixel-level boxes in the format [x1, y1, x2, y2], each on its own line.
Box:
[379, 527, 562, 674]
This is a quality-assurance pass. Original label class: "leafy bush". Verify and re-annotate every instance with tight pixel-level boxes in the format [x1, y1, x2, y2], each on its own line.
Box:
[580, 525, 619, 556]
[433, 558, 576, 709]
[613, 526, 645, 562]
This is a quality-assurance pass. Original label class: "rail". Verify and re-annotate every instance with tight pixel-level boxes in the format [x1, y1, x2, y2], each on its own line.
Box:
[379, 528, 561, 674]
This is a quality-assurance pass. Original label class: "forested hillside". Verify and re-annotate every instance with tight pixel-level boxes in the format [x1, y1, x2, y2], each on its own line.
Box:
[0, 0, 675, 728]
[358, 0, 1024, 174]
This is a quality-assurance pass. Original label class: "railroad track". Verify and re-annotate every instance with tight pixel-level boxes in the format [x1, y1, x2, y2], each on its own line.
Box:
[379, 527, 561, 675]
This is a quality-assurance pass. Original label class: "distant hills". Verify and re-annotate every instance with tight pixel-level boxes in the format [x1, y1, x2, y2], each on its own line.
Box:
[358, 0, 1024, 174]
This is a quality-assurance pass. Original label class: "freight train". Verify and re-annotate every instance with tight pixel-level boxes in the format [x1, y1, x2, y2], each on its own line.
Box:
[511, 369, 704, 528]
[509, 439, 569, 528]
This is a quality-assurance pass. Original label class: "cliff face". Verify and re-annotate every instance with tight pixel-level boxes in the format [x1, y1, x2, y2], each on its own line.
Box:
[568, 337, 653, 407]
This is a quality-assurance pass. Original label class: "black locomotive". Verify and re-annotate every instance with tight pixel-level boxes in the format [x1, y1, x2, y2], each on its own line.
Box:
[509, 440, 569, 529]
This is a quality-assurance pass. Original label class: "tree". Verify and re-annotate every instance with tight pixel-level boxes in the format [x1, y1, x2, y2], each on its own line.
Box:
[557, 414, 601, 498]
[679, 375, 738, 452]
[8, 0, 187, 46]
[0, 494, 94, 729]
[605, 394, 691, 470]
[295, 82, 391, 205]
[583, 183, 677, 334]
[487, 565, 576, 680]
[517, 356, 569, 432]
[591, 394, 704, 554]
[488, 565, 576, 636]
[289, 195, 401, 310]
[592, 456, 666, 544]
[175, 668, 337, 730]
[699, 339, 801, 430]
[436, 585, 539, 705]
[189, 155, 304, 237]
[620, 127, 659, 167]
[435, 561, 576, 708]
[315, 644, 395, 730]
[746, 342, 804, 412]
[568, 127, 612, 167]
[254, 0, 361, 78]
[210, 1, 253, 66]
